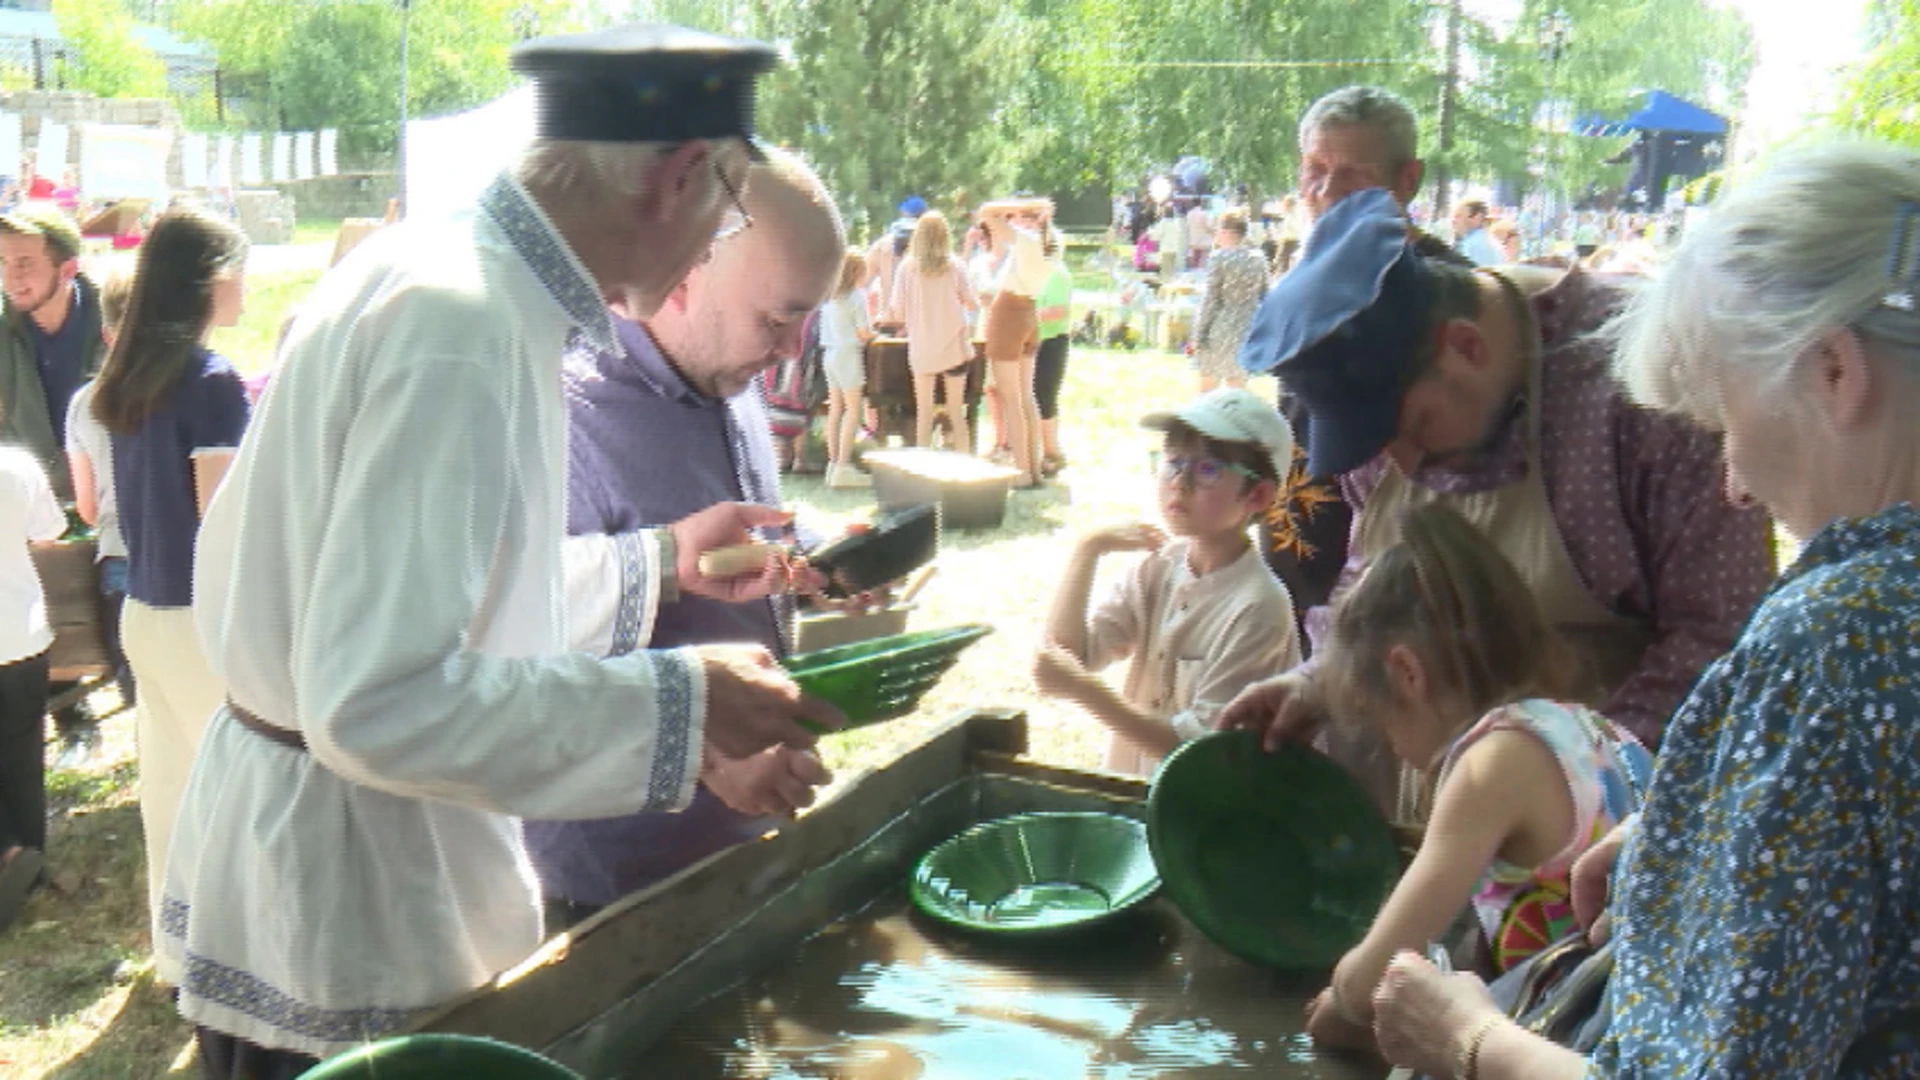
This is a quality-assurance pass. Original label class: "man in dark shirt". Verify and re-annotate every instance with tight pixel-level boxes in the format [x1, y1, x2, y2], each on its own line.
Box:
[0, 206, 106, 750]
[0, 206, 103, 497]
[529, 149, 846, 931]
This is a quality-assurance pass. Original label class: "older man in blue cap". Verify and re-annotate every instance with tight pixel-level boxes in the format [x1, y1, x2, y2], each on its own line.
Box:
[1219, 188, 1773, 819]
[155, 24, 841, 1076]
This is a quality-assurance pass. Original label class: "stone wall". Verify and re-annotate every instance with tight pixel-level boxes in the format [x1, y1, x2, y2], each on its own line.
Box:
[0, 90, 185, 181]
[280, 173, 399, 222]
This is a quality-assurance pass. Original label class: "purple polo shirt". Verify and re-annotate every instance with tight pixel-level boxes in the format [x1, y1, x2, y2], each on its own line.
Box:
[524, 318, 789, 908]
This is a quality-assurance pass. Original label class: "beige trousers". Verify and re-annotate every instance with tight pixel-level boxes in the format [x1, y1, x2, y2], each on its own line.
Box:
[123, 598, 225, 916]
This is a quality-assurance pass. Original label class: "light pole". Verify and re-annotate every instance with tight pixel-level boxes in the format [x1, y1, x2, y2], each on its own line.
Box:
[397, 0, 412, 216]
[1534, 9, 1572, 252]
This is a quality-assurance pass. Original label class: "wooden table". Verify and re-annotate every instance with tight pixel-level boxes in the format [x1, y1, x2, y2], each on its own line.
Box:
[863, 337, 987, 445]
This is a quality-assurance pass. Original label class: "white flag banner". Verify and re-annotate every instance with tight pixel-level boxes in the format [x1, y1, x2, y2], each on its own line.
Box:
[36, 121, 68, 171]
[239, 133, 263, 185]
[318, 128, 338, 175]
[270, 133, 293, 182]
[0, 113, 21, 182]
[80, 124, 173, 202]
[293, 131, 315, 180]
[213, 134, 234, 188]
[180, 131, 208, 189]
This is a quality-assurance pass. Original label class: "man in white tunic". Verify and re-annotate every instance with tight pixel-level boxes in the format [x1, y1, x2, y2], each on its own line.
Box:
[155, 24, 836, 1076]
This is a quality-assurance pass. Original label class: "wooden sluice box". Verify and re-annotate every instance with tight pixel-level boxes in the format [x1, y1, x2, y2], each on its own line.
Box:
[415, 711, 1384, 1078]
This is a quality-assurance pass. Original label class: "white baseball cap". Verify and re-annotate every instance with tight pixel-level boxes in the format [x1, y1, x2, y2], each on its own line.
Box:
[1141, 387, 1296, 483]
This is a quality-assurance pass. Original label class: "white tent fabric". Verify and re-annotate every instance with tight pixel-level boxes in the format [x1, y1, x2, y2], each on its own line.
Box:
[404, 85, 535, 221]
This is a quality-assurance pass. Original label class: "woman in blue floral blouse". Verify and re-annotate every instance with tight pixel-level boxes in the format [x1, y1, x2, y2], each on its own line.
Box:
[1369, 139, 1920, 1078]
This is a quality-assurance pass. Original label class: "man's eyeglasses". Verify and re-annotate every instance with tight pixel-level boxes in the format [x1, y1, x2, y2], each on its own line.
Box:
[714, 161, 753, 241]
[1150, 451, 1259, 490]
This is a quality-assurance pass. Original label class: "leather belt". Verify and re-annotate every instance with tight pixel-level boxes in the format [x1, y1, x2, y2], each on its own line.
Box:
[227, 698, 308, 753]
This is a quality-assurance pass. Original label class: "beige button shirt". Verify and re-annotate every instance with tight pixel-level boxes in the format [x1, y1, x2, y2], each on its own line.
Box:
[1086, 539, 1300, 776]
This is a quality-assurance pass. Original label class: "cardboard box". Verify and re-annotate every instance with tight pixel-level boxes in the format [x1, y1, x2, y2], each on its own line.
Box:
[863, 448, 1022, 530]
[794, 605, 913, 653]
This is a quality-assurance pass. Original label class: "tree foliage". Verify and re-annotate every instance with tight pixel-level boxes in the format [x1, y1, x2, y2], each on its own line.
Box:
[1836, 0, 1920, 144]
[53, 0, 169, 99]
[150, 0, 1754, 226]
[172, 0, 581, 157]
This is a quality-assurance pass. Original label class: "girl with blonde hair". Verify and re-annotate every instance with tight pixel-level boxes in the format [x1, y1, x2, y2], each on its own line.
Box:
[819, 249, 875, 487]
[889, 211, 977, 451]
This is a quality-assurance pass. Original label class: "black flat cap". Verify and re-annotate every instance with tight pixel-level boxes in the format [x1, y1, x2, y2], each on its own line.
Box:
[511, 22, 778, 156]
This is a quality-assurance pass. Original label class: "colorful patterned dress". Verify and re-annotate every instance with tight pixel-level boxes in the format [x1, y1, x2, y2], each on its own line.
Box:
[1434, 699, 1651, 970]
[1591, 504, 1920, 1077]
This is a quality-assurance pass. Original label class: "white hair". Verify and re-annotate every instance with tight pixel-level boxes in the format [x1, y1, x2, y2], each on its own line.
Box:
[1610, 140, 1920, 428]
[512, 140, 670, 199]
[1298, 85, 1420, 169]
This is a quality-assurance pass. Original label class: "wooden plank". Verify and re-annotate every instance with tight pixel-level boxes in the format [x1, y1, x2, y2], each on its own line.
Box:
[413, 708, 1028, 1050]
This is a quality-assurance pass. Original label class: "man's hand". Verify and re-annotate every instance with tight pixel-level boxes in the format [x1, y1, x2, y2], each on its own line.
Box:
[671, 503, 794, 602]
[1080, 523, 1166, 557]
[1213, 669, 1326, 752]
[694, 644, 842, 758]
[1571, 817, 1633, 946]
[702, 744, 833, 818]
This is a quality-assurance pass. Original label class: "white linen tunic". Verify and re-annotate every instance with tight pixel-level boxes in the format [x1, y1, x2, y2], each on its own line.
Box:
[155, 174, 703, 1058]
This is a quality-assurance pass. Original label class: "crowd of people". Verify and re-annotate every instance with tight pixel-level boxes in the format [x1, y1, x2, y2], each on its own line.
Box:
[0, 19, 1909, 1080]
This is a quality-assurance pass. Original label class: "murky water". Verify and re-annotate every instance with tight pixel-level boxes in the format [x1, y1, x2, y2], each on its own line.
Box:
[647, 894, 1382, 1079]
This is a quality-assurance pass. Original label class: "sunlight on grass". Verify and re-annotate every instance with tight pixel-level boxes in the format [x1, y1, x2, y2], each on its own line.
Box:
[206, 268, 326, 380]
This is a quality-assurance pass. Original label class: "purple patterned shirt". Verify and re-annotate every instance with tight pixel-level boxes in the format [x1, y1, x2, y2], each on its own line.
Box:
[1324, 268, 1774, 748]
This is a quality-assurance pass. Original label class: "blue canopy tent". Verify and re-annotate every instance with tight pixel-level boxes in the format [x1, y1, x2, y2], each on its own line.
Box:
[1572, 91, 1727, 209]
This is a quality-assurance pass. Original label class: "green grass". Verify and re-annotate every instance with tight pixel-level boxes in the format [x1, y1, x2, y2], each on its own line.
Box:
[793, 345, 1196, 778]
[0, 697, 197, 1078]
[291, 217, 349, 249]
[206, 267, 325, 379]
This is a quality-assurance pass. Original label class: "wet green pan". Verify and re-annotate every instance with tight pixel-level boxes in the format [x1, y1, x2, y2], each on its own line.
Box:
[908, 811, 1160, 936]
[1147, 732, 1400, 969]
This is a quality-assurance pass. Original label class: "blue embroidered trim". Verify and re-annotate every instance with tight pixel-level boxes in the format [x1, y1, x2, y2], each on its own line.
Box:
[641, 653, 697, 812]
[479, 173, 615, 355]
[158, 896, 188, 938]
[160, 899, 435, 1043]
[610, 529, 649, 656]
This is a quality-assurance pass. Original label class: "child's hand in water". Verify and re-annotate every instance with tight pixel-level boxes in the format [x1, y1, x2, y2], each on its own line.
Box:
[1304, 986, 1374, 1051]
[1080, 523, 1166, 555]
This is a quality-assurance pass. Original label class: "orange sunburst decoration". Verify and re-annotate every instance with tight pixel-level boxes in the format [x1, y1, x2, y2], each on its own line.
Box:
[1264, 443, 1342, 561]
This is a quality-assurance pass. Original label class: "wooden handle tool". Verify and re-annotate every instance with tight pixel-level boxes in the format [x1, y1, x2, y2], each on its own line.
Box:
[697, 542, 785, 578]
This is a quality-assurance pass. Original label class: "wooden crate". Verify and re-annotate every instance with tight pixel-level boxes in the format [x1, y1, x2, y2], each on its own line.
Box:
[30, 540, 111, 680]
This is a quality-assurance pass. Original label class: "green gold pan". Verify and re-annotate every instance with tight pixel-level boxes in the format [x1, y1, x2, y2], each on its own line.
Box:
[785, 623, 992, 732]
[909, 812, 1160, 936]
[1148, 732, 1400, 969]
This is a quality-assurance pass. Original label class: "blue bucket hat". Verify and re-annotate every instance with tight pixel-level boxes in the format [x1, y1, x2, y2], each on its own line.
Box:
[898, 195, 928, 218]
[1236, 188, 1435, 478]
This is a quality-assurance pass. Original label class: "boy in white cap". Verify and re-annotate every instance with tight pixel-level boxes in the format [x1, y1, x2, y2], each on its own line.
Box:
[1035, 387, 1300, 775]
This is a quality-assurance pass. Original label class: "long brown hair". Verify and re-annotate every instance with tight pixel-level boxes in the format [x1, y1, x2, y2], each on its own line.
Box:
[93, 206, 247, 434]
[1326, 502, 1571, 718]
